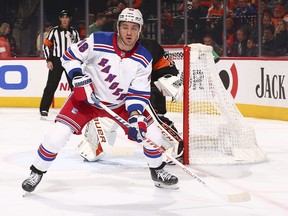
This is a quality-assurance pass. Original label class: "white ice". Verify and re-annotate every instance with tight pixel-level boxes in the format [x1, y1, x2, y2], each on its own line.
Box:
[1, 108, 288, 216]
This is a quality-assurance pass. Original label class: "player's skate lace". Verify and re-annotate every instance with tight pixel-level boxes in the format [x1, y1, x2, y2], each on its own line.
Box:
[150, 162, 178, 186]
[27, 172, 42, 186]
[22, 166, 44, 192]
[155, 169, 173, 182]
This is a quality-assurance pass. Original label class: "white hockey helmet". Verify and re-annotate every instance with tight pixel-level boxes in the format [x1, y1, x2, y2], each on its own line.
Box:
[117, 8, 143, 31]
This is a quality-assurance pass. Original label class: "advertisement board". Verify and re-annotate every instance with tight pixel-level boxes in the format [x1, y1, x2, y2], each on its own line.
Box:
[0, 51, 287, 120]
[0, 59, 70, 107]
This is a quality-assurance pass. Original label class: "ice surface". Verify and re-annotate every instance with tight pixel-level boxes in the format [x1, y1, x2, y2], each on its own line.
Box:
[1, 108, 288, 216]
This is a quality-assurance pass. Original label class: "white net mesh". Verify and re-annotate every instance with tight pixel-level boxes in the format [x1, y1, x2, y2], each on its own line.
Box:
[184, 44, 266, 165]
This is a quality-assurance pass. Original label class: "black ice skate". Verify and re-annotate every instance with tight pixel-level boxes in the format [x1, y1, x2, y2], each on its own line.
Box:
[40, 110, 48, 120]
[150, 162, 179, 189]
[22, 165, 45, 194]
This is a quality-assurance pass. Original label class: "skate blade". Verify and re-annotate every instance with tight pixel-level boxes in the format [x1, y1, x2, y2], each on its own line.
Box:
[154, 182, 179, 190]
[40, 116, 55, 121]
[40, 116, 48, 121]
[22, 191, 31, 197]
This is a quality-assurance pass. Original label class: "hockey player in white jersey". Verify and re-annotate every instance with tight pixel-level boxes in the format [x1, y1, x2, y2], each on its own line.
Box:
[22, 8, 178, 193]
[77, 38, 184, 163]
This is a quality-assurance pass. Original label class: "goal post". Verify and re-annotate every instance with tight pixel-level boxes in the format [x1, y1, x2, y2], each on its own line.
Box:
[182, 43, 267, 165]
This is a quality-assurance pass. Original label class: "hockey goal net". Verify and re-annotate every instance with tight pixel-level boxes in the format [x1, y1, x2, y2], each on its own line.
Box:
[177, 44, 267, 165]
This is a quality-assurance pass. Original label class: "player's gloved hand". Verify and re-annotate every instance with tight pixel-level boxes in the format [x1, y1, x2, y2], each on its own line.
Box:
[72, 74, 95, 104]
[128, 115, 147, 143]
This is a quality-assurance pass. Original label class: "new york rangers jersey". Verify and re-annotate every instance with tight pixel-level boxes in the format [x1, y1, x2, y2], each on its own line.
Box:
[61, 32, 152, 114]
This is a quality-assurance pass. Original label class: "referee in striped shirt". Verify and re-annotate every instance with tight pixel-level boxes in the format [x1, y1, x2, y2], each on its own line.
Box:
[40, 10, 80, 119]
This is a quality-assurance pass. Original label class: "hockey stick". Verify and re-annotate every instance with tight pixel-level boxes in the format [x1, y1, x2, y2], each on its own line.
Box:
[91, 94, 250, 203]
[146, 100, 183, 144]
[146, 101, 183, 159]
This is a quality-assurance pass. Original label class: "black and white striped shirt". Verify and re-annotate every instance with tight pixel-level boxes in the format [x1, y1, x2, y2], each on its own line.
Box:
[43, 25, 80, 61]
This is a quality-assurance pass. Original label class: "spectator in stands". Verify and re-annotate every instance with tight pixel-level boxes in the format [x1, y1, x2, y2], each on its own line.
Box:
[283, 4, 288, 23]
[178, 0, 207, 18]
[262, 24, 276, 56]
[231, 28, 248, 56]
[234, 0, 257, 30]
[246, 38, 258, 56]
[8, 32, 17, 57]
[104, 0, 127, 31]
[89, 14, 95, 25]
[36, 22, 53, 56]
[78, 14, 95, 39]
[249, 14, 272, 42]
[77, 14, 95, 40]
[206, 0, 227, 45]
[177, 30, 194, 44]
[88, 13, 107, 35]
[199, 0, 213, 9]
[189, 0, 208, 19]
[263, 14, 273, 26]
[227, 0, 238, 13]
[0, 23, 11, 59]
[274, 19, 288, 55]
[179, 0, 207, 42]
[271, 5, 285, 27]
[260, 0, 270, 17]
[105, 0, 126, 18]
[266, 0, 281, 17]
[235, 0, 257, 17]
[124, 0, 142, 8]
[203, 34, 223, 56]
[224, 18, 236, 53]
[284, 16, 288, 24]
[207, 0, 226, 18]
[248, 0, 258, 9]
[161, 9, 174, 44]
[178, 0, 193, 14]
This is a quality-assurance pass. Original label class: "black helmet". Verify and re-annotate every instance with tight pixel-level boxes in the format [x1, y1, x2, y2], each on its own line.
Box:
[59, 10, 72, 18]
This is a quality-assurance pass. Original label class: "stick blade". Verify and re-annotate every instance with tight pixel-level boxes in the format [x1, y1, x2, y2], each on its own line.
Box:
[227, 192, 251, 203]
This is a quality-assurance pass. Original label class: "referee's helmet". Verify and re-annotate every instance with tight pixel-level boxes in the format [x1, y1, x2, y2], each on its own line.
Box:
[59, 10, 72, 18]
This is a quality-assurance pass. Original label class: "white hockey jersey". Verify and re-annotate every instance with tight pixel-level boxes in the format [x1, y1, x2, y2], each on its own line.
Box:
[61, 32, 152, 114]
